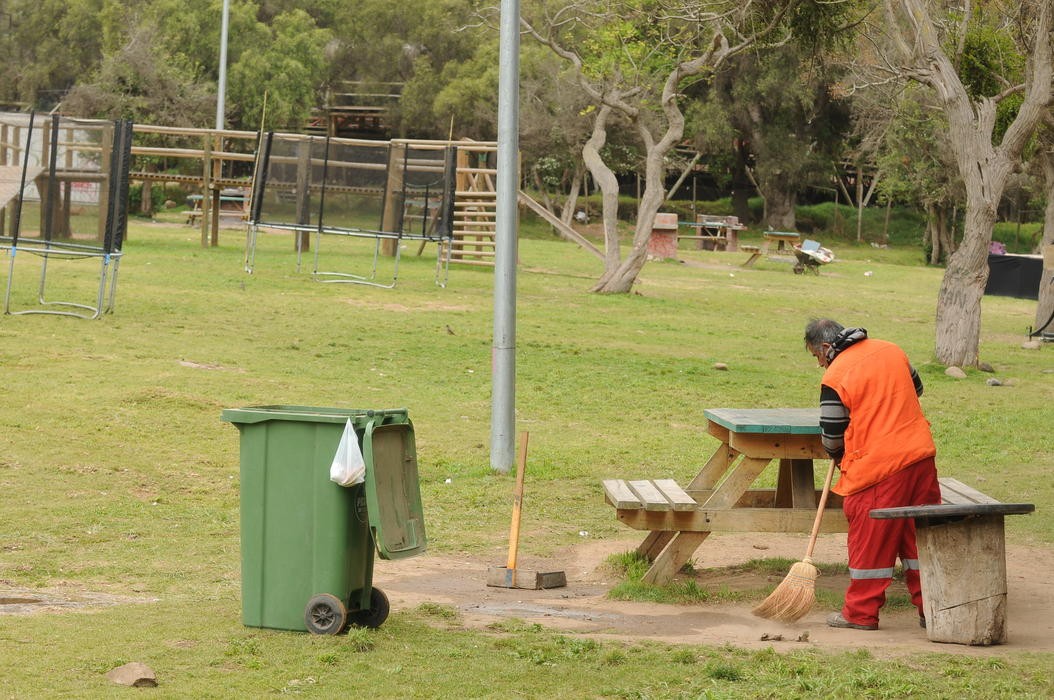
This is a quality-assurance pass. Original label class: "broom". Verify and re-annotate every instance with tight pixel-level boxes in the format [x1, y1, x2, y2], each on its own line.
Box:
[752, 459, 837, 622]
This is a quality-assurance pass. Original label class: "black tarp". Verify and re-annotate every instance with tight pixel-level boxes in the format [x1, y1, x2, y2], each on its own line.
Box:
[985, 254, 1044, 300]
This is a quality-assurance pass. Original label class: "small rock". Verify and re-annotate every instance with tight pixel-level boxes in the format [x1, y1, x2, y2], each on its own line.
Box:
[1022, 340, 1042, 350]
[760, 633, 783, 642]
[714, 362, 729, 371]
[944, 366, 967, 379]
[796, 631, 810, 642]
[978, 362, 995, 373]
[752, 544, 769, 550]
[106, 662, 157, 688]
[985, 378, 1002, 386]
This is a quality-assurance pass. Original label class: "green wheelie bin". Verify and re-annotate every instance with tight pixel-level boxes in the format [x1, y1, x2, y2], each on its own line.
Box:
[220, 405, 427, 634]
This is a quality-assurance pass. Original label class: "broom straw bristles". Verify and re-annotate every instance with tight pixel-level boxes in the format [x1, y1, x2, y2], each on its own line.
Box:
[752, 559, 819, 622]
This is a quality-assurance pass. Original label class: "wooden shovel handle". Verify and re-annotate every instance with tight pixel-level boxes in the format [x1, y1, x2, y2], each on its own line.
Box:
[506, 431, 529, 570]
[803, 460, 837, 563]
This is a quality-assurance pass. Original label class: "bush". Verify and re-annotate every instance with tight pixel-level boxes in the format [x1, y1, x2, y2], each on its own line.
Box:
[127, 182, 172, 217]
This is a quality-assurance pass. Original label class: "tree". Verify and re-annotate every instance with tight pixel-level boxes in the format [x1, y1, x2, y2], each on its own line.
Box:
[1036, 113, 1054, 335]
[0, 0, 105, 108]
[870, 86, 965, 264]
[523, 1, 829, 293]
[61, 20, 215, 126]
[858, 0, 1052, 367]
[328, 0, 480, 138]
[695, 44, 853, 231]
[226, 10, 332, 130]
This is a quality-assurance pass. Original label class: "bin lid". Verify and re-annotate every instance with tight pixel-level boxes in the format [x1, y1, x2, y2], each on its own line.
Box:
[221, 405, 408, 426]
[362, 419, 428, 560]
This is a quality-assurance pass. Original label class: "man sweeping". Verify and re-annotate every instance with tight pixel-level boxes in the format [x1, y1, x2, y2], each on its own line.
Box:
[805, 318, 941, 631]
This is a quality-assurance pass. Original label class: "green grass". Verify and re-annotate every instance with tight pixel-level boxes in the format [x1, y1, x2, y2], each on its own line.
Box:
[0, 220, 1051, 697]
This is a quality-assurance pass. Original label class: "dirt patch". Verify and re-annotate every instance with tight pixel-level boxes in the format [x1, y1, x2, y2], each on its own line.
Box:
[0, 585, 157, 615]
[373, 532, 1054, 657]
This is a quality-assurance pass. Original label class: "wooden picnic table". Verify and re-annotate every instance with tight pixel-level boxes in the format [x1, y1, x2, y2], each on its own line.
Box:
[186, 191, 249, 225]
[762, 231, 800, 252]
[679, 216, 746, 252]
[603, 407, 846, 585]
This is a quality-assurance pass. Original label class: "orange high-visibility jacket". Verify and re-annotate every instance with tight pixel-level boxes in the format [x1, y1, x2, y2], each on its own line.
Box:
[821, 338, 936, 496]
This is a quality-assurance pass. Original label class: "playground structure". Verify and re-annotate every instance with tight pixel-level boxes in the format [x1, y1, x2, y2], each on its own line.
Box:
[304, 81, 403, 138]
[246, 133, 498, 287]
[127, 123, 258, 247]
[2, 111, 503, 299]
[0, 112, 132, 318]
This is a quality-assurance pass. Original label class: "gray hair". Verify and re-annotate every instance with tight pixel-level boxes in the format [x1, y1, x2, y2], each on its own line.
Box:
[804, 318, 844, 350]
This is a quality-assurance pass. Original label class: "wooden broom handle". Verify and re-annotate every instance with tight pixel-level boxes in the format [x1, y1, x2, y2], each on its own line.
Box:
[803, 460, 837, 563]
[506, 431, 529, 570]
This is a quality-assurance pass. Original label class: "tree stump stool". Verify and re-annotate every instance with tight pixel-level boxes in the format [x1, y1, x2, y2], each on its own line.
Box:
[870, 502, 1034, 646]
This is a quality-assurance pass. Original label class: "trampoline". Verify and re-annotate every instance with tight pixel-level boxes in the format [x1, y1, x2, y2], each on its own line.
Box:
[245, 132, 457, 288]
[1, 112, 132, 319]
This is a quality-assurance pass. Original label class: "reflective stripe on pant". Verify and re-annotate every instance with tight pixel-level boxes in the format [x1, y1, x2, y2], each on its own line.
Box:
[841, 457, 940, 627]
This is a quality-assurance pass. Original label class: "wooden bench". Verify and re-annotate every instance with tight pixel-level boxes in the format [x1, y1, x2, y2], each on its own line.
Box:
[603, 478, 698, 512]
[740, 245, 762, 267]
[872, 477, 1034, 646]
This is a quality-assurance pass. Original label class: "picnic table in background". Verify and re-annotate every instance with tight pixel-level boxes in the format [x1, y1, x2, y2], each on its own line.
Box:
[679, 215, 747, 252]
[762, 230, 800, 252]
[603, 408, 844, 585]
[186, 188, 249, 225]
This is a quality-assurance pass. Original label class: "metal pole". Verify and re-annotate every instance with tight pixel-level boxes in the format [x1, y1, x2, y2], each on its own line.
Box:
[215, 0, 231, 130]
[490, 0, 520, 473]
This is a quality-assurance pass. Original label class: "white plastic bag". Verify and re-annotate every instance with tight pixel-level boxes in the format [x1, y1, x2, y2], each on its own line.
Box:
[329, 418, 366, 486]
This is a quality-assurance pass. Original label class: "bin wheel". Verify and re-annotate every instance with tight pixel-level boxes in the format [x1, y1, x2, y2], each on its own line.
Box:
[348, 587, 390, 629]
[305, 593, 347, 635]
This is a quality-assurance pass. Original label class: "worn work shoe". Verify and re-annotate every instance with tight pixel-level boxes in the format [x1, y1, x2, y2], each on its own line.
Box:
[826, 612, 878, 631]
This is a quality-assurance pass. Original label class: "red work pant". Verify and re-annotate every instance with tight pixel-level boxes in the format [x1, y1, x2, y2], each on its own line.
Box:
[841, 457, 941, 627]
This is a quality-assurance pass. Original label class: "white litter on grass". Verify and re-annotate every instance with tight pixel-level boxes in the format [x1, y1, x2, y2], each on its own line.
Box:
[864, 271, 873, 277]
[578, 530, 589, 537]
[444, 478, 452, 484]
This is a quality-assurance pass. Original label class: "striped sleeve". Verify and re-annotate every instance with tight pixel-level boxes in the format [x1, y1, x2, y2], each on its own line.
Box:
[910, 365, 924, 397]
[819, 384, 849, 462]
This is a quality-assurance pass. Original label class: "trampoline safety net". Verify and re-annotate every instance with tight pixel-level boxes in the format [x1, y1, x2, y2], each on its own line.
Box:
[1, 111, 132, 319]
[246, 132, 457, 287]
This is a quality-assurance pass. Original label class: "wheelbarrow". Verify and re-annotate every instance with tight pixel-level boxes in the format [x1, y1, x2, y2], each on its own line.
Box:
[793, 239, 834, 274]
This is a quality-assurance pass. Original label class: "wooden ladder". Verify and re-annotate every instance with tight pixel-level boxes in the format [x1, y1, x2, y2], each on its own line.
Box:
[444, 147, 497, 267]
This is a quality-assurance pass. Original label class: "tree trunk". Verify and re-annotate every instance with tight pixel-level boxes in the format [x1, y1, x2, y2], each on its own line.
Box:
[926, 204, 955, 265]
[532, 170, 556, 217]
[593, 129, 670, 293]
[581, 106, 622, 280]
[925, 204, 939, 265]
[935, 203, 996, 366]
[731, 141, 754, 223]
[937, 205, 955, 263]
[560, 166, 584, 227]
[141, 179, 154, 216]
[1036, 140, 1054, 333]
[761, 183, 796, 230]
